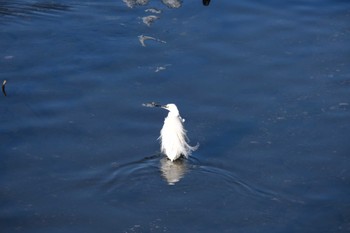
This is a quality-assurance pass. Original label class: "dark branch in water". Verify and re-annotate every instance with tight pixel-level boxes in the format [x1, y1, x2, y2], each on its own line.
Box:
[203, 0, 210, 6]
[2, 80, 7, 97]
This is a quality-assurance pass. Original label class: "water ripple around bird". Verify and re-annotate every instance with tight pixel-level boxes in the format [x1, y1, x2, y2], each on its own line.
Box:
[91, 154, 297, 205]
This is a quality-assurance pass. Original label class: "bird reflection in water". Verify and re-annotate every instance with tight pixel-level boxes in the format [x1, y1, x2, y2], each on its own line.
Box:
[160, 157, 189, 185]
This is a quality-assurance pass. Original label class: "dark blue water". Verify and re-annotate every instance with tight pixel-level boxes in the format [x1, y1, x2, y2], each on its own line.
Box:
[1, 0, 350, 232]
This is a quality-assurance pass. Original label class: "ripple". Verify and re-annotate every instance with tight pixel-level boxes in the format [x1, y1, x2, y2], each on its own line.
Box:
[95, 154, 299, 204]
[100, 155, 162, 193]
[195, 163, 282, 201]
[0, 1, 70, 22]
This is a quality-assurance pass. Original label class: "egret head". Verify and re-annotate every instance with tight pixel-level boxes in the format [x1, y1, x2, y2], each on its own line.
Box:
[162, 103, 179, 116]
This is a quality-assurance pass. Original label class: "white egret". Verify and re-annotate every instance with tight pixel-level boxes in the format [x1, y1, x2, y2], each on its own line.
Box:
[159, 103, 198, 161]
[143, 102, 198, 161]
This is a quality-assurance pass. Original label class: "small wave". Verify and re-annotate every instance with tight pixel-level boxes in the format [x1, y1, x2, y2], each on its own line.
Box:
[0, 2, 70, 21]
[90, 153, 303, 205]
[100, 154, 161, 193]
[196, 164, 280, 200]
[193, 160, 305, 204]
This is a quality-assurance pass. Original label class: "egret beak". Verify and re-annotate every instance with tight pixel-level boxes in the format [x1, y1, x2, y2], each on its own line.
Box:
[150, 102, 163, 108]
[161, 105, 168, 109]
[151, 103, 163, 108]
[142, 102, 163, 108]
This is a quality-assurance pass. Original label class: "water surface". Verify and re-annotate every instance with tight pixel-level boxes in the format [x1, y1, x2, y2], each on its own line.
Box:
[1, 0, 350, 232]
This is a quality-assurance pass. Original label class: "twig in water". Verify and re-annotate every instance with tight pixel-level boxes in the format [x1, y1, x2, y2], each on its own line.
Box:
[2, 80, 7, 96]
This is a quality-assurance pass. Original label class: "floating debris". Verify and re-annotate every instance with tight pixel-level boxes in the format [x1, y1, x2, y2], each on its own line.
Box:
[155, 64, 171, 72]
[138, 35, 166, 47]
[155, 66, 166, 72]
[145, 8, 162, 14]
[161, 0, 182, 8]
[142, 15, 159, 27]
[123, 0, 149, 8]
[2, 80, 7, 96]
[124, 0, 181, 9]
[142, 102, 162, 108]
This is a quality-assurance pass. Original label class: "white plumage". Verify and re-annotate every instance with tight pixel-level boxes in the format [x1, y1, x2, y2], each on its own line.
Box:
[158, 104, 198, 161]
